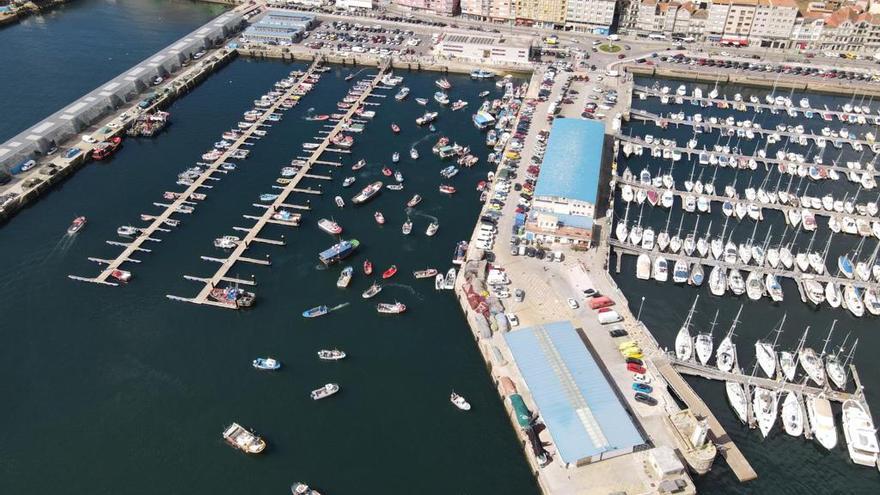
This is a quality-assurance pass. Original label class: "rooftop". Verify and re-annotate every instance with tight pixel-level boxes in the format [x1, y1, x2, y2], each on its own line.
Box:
[534, 118, 604, 205]
[504, 321, 645, 465]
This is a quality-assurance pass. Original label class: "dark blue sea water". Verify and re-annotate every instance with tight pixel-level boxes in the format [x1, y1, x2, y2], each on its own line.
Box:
[0, 2, 538, 493]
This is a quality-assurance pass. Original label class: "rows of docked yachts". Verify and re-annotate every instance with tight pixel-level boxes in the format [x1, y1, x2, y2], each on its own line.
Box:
[614, 82, 880, 317]
[672, 298, 879, 469]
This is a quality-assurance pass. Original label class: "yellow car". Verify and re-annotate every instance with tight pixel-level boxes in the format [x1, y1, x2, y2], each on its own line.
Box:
[624, 351, 644, 360]
[618, 341, 638, 350]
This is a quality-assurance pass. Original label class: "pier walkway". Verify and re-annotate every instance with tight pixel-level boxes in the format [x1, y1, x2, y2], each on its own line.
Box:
[68, 61, 324, 286]
[170, 60, 391, 308]
[632, 84, 878, 121]
[629, 109, 877, 149]
[613, 175, 880, 228]
[615, 133, 880, 180]
[608, 239, 880, 294]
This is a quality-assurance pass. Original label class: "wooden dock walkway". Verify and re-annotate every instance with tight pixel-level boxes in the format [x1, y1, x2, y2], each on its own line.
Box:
[629, 108, 877, 149]
[68, 61, 323, 286]
[172, 59, 392, 308]
[632, 84, 880, 121]
[613, 175, 880, 228]
[608, 239, 880, 293]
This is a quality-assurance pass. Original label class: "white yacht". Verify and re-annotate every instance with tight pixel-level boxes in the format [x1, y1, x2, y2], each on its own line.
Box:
[636, 254, 652, 280]
[726, 381, 749, 424]
[799, 345, 826, 387]
[807, 395, 838, 450]
[753, 387, 779, 439]
[709, 265, 726, 296]
[716, 306, 742, 373]
[694, 310, 717, 366]
[675, 296, 698, 361]
[653, 256, 669, 282]
[842, 399, 880, 466]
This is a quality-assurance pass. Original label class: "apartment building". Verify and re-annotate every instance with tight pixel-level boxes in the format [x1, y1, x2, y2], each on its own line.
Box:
[393, 0, 460, 15]
[621, 0, 705, 37]
[705, 0, 797, 46]
[460, 0, 493, 18]
[751, 0, 799, 47]
[564, 0, 617, 34]
[817, 6, 880, 53]
[514, 0, 567, 26]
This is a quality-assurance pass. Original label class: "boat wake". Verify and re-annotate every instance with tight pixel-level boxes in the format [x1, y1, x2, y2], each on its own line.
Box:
[410, 134, 435, 147]
[330, 302, 350, 312]
[408, 209, 439, 224]
[384, 283, 425, 300]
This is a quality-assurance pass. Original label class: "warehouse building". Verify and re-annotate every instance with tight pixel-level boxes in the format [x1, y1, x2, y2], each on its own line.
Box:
[433, 32, 534, 65]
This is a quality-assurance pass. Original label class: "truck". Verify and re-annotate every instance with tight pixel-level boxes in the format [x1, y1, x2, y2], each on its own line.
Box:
[597, 310, 623, 325]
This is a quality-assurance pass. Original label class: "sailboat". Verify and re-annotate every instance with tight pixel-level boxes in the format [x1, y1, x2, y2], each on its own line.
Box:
[669, 215, 684, 253]
[799, 326, 826, 387]
[675, 296, 698, 361]
[689, 262, 704, 286]
[709, 265, 726, 296]
[752, 387, 779, 439]
[695, 310, 717, 366]
[615, 203, 630, 243]
[657, 210, 672, 251]
[726, 380, 749, 424]
[826, 335, 855, 390]
[716, 305, 742, 373]
[755, 314, 785, 379]
[780, 327, 806, 382]
[781, 391, 805, 437]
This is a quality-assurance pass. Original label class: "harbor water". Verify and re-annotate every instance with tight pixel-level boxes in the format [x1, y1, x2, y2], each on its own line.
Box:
[613, 77, 880, 494]
[0, 2, 538, 493]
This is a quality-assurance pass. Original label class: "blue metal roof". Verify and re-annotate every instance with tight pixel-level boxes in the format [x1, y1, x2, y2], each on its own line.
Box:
[534, 118, 604, 203]
[505, 321, 644, 464]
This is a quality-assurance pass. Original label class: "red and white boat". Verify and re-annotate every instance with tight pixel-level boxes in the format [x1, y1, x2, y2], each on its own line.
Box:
[110, 269, 131, 282]
[382, 265, 397, 279]
[381, 166, 393, 177]
[406, 194, 422, 207]
[391, 123, 400, 134]
[439, 185, 457, 195]
[374, 211, 385, 224]
[67, 216, 87, 235]
[363, 260, 373, 275]
[317, 218, 342, 235]
[308, 114, 330, 121]
[413, 268, 438, 279]
[92, 136, 122, 160]
[377, 301, 406, 314]
[476, 181, 487, 191]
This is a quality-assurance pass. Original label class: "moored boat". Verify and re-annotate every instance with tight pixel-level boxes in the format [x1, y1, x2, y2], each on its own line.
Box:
[413, 268, 438, 279]
[317, 218, 342, 235]
[318, 239, 359, 265]
[336, 266, 353, 288]
[222, 423, 266, 454]
[382, 265, 398, 279]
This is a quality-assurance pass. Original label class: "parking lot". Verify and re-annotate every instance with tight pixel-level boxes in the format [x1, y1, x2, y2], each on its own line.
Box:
[301, 19, 432, 58]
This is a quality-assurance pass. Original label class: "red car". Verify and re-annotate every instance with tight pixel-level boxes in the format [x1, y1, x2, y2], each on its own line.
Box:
[597, 307, 613, 313]
[627, 363, 647, 374]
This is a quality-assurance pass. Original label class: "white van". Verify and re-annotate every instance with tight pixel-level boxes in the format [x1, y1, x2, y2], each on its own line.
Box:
[598, 311, 623, 325]
[607, 34, 620, 42]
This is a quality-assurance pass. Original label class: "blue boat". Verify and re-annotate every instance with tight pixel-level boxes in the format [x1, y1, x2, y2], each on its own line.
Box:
[319, 239, 360, 265]
[472, 111, 495, 130]
[303, 305, 328, 318]
[838, 255, 855, 278]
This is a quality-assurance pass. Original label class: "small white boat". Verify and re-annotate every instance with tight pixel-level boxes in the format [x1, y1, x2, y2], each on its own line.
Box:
[311, 383, 340, 400]
[252, 357, 281, 370]
[317, 349, 346, 361]
[450, 392, 471, 411]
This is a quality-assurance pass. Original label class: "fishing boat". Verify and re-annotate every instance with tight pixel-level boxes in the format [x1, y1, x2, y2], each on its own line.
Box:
[392, 152, 400, 163]
[377, 301, 406, 314]
[413, 268, 438, 279]
[374, 211, 385, 225]
[352, 181, 383, 204]
[91, 137, 122, 160]
[208, 286, 254, 308]
[110, 269, 132, 283]
[395, 87, 410, 101]
[450, 392, 471, 411]
[452, 100, 468, 111]
[440, 165, 458, 178]
[435, 78, 452, 90]
[318, 239, 359, 265]
[415, 97, 428, 105]
[306, 114, 330, 121]
[391, 123, 400, 134]
[222, 423, 266, 454]
[336, 266, 353, 288]
[317, 349, 346, 361]
[302, 305, 329, 318]
[343, 176, 356, 187]
[394, 170, 404, 183]
[426, 222, 439, 236]
[362, 282, 381, 299]
[478, 90, 490, 97]
[675, 297, 698, 361]
[402, 218, 413, 235]
[317, 218, 342, 235]
[382, 265, 398, 279]
[252, 357, 281, 370]
[753, 387, 779, 439]
[779, 390, 804, 437]
[382, 166, 393, 177]
[416, 111, 438, 126]
[439, 185, 456, 195]
[67, 216, 87, 235]
[842, 399, 880, 466]
[363, 260, 373, 275]
[433, 91, 450, 105]
[807, 395, 838, 450]
[410, 147, 419, 160]
[311, 383, 339, 400]
[352, 159, 366, 170]
[407, 194, 422, 207]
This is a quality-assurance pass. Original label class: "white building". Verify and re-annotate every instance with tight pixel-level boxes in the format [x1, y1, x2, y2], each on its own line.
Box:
[564, 0, 617, 34]
[434, 32, 533, 65]
[335, 0, 375, 9]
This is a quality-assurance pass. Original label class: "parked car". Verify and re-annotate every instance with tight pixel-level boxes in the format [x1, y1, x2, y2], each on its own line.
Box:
[634, 392, 658, 406]
[514, 288, 525, 302]
[609, 327, 628, 338]
[632, 383, 653, 394]
[627, 363, 647, 374]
